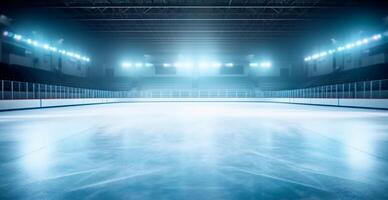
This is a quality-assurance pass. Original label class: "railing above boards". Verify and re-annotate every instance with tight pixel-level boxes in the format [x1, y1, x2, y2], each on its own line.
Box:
[1, 79, 388, 100]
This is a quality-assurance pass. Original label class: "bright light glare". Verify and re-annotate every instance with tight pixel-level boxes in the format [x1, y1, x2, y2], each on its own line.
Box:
[260, 62, 272, 68]
[135, 62, 143, 68]
[122, 62, 132, 68]
[372, 34, 382, 40]
[13, 34, 22, 40]
[145, 63, 153, 67]
[319, 52, 327, 57]
[163, 63, 171, 67]
[174, 62, 193, 68]
[249, 63, 259, 67]
[345, 43, 354, 49]
[211, 62, 222, 68]
[225, 63, 234, 67]
[198, 62, 209, 68]
[2, 30, 90, 62]
[305, 32, 384, 62]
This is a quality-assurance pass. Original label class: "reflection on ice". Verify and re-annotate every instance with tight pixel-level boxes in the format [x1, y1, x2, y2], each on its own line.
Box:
[0, 102, 387, 199]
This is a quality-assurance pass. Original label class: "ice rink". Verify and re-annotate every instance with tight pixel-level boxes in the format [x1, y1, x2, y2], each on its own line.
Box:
[0, 102, 388, 199]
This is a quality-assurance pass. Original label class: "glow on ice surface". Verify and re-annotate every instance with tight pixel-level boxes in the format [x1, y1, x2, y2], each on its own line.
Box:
[0, 102, 388, 199]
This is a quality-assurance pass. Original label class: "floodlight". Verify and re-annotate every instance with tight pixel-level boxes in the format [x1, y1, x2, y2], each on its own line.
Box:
[312, 54, 320, 59]
[211, 62, 222, 68]
[260, 62, 272, 68]
[199, 62, 209, 68]
[249, 63, 259, 67]
[4, 30, 90, 62]
[304, 32, 383, 62]
[13, 34, 22, 40]
[135, 62, 143, 68]
[173, 62, 181, 68]
[372, 34, 382, 40]
[345, 43, 354, 49]
[122, 62, 132, 68]
[225, 63, 234, 67]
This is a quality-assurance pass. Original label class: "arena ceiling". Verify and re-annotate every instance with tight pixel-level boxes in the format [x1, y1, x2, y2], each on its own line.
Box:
[1, 0, 388, 62]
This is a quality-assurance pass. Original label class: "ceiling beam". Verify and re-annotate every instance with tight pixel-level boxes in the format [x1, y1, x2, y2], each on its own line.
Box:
[38, 6, 333, 9]
[82, 30, 308, 33]
[76, 18, 316, 21]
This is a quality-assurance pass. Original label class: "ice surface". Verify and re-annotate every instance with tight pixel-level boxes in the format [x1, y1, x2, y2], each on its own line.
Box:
[0, 102, 388, 199]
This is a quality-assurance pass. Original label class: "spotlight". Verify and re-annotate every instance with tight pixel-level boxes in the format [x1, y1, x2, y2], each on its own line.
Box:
[249, 63, 259, 67]
[312, 54, 320, 59]
[122, 62, 132, 68]
[5, 30, 90, 62]
[345, 43, 354, 49]
[225, 63, 234, 67]
[372, 34, 382, 40]
[145, 63, 153, 67]
[176, 62, 193, 68]
[66, 52, 74, 57]
[198, 62, 209, 68]
[173, 62, 182, 68]
[13, 34, 22, 40]
[163, 63, 172, 67]
[260, 62, 272, 68]
[211, 62, 222, 68]
[305, 32, 383, 62]
[135, 63, 143, 68]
